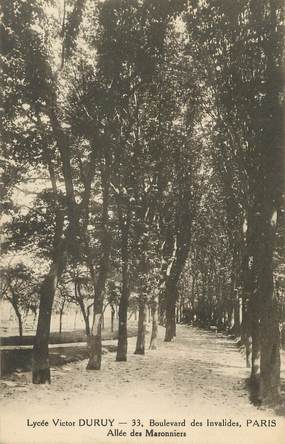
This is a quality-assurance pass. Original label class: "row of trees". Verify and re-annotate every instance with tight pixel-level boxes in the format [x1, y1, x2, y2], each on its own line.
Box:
[1, 0, 284, 405]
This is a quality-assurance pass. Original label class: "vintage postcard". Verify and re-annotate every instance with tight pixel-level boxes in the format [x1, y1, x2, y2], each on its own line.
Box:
[0, 0, 284, 443]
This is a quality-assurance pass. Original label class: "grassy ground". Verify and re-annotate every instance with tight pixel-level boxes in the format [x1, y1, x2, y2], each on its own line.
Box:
[0, 328, 122, 346]
[0, 327, 138, 376]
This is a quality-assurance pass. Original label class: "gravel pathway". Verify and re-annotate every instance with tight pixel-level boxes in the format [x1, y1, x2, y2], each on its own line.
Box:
[0, 325, 284, 444]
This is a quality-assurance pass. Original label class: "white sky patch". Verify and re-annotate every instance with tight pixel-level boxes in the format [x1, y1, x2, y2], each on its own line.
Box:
[174, 16, 186, 33]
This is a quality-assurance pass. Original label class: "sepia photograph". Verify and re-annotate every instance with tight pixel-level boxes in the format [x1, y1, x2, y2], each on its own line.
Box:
[0, 0, 284, 443]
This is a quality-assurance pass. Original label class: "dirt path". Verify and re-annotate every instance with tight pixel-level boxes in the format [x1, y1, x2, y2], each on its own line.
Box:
[0, 325, 284, 444]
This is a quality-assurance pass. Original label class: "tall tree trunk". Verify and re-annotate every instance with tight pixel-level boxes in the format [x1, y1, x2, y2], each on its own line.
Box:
[245, 337, 252, 369]
[59, 309, 63, 334]
[116, 212, 130, 362]
[176, 305, 180, 323]
[241, 300, 252, 368]
[134, 243, 149, 354]
[32, 181, 65, 385]
[258, 0, 282, 403]
[241, 249, 253, 368]
[134, 299, 147, 354]
[116, 276, 129, 361]
[244, 213, 260, 376]
[260, 299, 280, 403]
[163, 235, 191, 341]
[232, 295, 241, 336]
[87, 309, 103, 370]
[149, 292, 159, 350]
[158, 294, 165, 325]
[164, 280, 176, 342]
[259, 205, 280, 403]
[87, 157, 111, 370]
[32, 238, 66, 384]
[32, 152, 67, 384]
[48, 109, 78, 244]
[250, 303, 261, 383]
[248, 257, 261, 384]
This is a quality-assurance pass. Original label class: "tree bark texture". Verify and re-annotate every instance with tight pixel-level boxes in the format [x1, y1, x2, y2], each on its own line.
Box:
[259, 205, 281, 403]
[32, 189, 65, 384]
[87, 158, 111, 370]
[163, 225, 191, 341]
[164, 280, 177, 342]
[32, 238, 66, 384]
[116, 213, 130, 362]
[149, 292, 159, 350]
[134, 299, 147, 354]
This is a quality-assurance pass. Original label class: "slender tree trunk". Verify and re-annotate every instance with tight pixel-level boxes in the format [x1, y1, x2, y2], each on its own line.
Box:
[233, 296, 241, 336]
[134, 299, 147, 354]
[116, 281, 129, 361]
[58, 298, 65, 334]
[49, 109, 78, 244]
[149, 292, 159, 350]
[158, 294, 165, 325]
[179, 300, 183, 323]
[110, 304, 115, 333]
[116, 264, 129, 361]
[75, 280, 90, 336]
[59, 309, 63, 334]
[87, 309, 103, 370]
[260, 299, 280, 403]
[116, 214, 130, 362]
[17, 312, 23, 337]
[11, 301, 23, 337]
[176, 305, 180, 323]
[87, 158, 111, 370]
[245, 336, 252, 369]
[241, 249, 252, 367]
[241, 300, 252, 368]
[164, 280, 176, 342]
[87, 278, 109, 371]
[248, 266, 260, 387]
[251, 306, 261, 383]
[80, 301, 90, 336]
[247, 216, 261, 387]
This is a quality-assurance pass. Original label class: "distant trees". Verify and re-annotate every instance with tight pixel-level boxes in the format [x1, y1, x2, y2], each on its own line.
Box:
[1, 264, 38, 336]
[185, 0, 284, 403]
